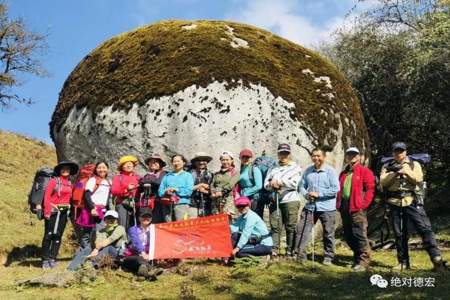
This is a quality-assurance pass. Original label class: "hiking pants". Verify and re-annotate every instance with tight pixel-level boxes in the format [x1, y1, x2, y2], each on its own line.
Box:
[250, 198, 265, 219]
[122, 256, 152, 273]
[340, 201, 371, 266]
[174, 204, 197, 221]
[231, 233, 272, 258]
[295, 209, 336, 261]
[116, 203, 135, 230]
[390, 204, 441, 264]
[79, 227, 94, 249]
[67, 246, 92, 271]
[269, 201, 300, 253]
[41, 210, 68, 261]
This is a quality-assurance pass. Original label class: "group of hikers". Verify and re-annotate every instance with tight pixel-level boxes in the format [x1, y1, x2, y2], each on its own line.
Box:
[31, 141, 448, 281]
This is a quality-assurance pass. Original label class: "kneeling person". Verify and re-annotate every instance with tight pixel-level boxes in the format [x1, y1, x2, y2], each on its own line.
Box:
[122, 208, 163, 280]
[230, 196, 273, 258]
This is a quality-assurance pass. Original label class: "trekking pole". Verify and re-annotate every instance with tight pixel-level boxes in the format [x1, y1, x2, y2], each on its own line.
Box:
[200, 193, 204, 217]
[53, 209, 61, 235]
[311, 202, 315, 270]
[276, 191, 281, 254]
[399, 174, 406, 271]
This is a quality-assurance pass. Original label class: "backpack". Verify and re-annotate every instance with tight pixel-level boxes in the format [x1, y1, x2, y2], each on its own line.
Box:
[72, 164, 101, 209]
[248, 155, 279, 186]
[28, 167, 59, 220]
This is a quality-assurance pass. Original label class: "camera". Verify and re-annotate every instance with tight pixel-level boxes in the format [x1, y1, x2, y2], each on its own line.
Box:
[385, 162, 402, 173]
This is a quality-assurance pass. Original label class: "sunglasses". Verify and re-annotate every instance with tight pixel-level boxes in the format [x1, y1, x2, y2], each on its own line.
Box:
[236, 205, 247, 209]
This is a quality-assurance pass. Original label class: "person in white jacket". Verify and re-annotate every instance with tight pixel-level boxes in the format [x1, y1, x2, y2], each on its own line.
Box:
[264, 143, 303, 257]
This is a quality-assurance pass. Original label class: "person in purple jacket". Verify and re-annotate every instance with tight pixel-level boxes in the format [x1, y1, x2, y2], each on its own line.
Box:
[121, 208, 163, 281]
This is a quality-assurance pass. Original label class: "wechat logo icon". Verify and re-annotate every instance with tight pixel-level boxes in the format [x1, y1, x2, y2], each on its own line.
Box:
[370, 274, 388, 288]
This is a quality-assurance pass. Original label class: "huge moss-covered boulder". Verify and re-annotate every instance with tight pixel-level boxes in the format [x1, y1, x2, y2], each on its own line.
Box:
[50, 20, 369, 170]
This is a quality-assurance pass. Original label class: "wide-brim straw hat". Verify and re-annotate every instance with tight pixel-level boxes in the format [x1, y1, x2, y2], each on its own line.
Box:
[144, 154, 167, 167]
[118, 155, 139, 170]
[190, 152, 213, 164]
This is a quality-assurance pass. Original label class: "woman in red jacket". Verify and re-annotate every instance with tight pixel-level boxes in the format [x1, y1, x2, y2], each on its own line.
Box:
[111, 155, 140, 229]
[40, 161, 79, 269]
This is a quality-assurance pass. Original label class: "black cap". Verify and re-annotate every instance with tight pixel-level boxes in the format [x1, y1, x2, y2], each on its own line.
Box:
[392, 142, 407, 151]
[277, 143, 291, 153]
[54, 161, 79, 176]
[139, 208, 153, 218]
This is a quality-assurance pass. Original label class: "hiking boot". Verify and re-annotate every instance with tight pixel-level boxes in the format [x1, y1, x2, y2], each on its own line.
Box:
[49, 259, 58, 268]
[42, 260, 51, 269]
[137, 264, 149, 277]
[322, 258, 333, 266]
[432, 257, 450, 272]
[392, 262, 410, 272]
[352, 264, 367, 272]
[148, 267, 164, 277]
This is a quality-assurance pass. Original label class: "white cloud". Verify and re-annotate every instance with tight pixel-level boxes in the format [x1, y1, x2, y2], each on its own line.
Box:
[225, 0, 366, 47]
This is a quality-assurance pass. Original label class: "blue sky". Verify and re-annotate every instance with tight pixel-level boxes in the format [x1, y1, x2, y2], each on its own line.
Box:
[0, 0, 368, 144]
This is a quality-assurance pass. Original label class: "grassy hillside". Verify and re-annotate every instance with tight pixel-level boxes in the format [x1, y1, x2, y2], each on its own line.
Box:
[0, 131, 59, 261]
[0, 131, 449, 299]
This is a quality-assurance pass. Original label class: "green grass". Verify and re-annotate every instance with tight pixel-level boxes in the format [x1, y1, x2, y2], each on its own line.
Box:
[1, 131, 448, 299]
[0, 131, 73, 263]
[0, 245, 449, 299]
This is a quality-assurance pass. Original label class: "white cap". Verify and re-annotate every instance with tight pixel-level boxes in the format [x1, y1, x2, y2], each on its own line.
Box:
[104, 210, 119, 219]
[220, 151, 234, 159]
[345, 147, 360, 154]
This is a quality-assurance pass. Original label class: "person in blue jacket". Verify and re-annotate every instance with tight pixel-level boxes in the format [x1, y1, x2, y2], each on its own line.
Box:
[238, 148, 264, 217]
[295, 147, 340, 265]
[158, 154, 194, 221]
[230, 196, 273, 257]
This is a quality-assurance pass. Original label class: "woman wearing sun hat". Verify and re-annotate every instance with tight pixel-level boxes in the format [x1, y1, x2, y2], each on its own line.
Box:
[111, 155, 141, 229]
[190, 152, 214, 217]
[137, 154, 167, 223]
[41, 161, 79, 269]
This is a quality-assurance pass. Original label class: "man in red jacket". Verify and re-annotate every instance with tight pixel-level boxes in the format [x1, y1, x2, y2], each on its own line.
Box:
[337, 147, 375, 272]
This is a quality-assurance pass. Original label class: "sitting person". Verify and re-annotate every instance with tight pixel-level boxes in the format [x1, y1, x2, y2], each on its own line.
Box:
[67, 210, 127, 271]
[122, 208, 163, 281]
[230, 196, 273, 258]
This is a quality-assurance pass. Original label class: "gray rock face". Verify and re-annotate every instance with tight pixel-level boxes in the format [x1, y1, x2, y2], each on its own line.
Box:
[51, 20, 369, 173]
[53, 81, 350, 172]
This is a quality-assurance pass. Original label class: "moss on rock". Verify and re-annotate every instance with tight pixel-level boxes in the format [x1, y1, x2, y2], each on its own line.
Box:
[51, 20, 369, 152]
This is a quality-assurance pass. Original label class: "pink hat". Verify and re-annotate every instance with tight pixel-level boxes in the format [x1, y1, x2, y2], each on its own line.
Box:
[234, 196, 251, 207]
[239, 148, 254, 159]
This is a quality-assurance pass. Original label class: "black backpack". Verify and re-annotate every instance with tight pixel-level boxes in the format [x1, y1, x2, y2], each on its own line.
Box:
[28, 167, 56, 220]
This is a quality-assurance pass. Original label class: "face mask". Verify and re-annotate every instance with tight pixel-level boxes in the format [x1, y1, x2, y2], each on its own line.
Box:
[105, 222, 118, 234]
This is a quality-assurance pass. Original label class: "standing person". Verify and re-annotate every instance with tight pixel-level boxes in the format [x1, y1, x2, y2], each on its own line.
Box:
[122, 208, 163, 280]
[111, 156, 140, 230]
[238, 148, 263, 217]
[210, 151, 240, 217]
[230, 196, 273, 258]
[138, 154, 167, 223]
[337, 147, 375, 272]
[380, 142, 448, 271]
[190, 152, 214, 217]
[264, 143, 302, 257]
[295, 147, 340, 265]
[41, 161, 79, 269]
[76, 161, 112, 249]
[67, 210, 127, 271]
[158, 155, 194, 221]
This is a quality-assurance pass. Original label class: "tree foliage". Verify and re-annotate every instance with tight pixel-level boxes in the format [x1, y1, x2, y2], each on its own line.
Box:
[0, 2, 47, 109]
[321, 0, 450, 208]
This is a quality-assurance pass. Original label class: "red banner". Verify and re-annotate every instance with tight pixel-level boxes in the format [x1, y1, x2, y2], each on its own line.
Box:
[148, 214, 233, 260]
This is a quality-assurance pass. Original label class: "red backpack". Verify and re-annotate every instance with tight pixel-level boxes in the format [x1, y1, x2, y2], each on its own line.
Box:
[72, 164, 101, 208]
